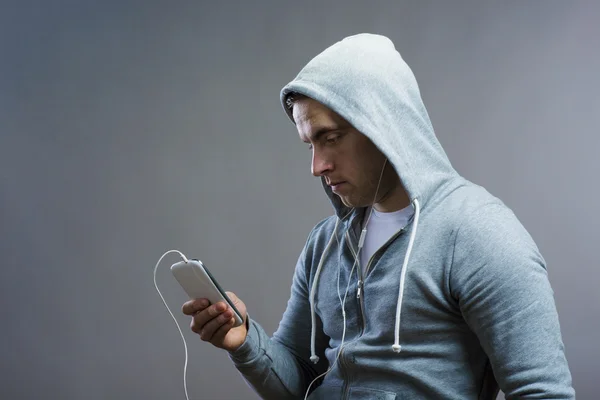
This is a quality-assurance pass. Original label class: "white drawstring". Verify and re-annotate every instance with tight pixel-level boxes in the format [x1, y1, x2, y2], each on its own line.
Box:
[305, 198, 419, 400]
[309, 217, 341, 364]
[308, 197, 420, 361]
[392, 198, 420, 353]
[305, 213, 358, 400]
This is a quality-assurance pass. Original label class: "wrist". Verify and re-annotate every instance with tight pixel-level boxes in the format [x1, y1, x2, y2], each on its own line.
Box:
[228, 315, 255, 359]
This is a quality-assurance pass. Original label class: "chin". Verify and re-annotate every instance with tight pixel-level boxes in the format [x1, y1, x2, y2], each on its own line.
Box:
[339, 195, 368, 209]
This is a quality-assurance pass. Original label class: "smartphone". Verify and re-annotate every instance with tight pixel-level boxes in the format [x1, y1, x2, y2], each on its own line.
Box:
[170, 259, 244, 327]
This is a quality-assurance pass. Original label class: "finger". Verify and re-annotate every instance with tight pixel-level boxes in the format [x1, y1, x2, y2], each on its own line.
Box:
[182, 298, 209, 315]
[225, 292, 245, 314]
[225, 291, 237, 301]
[199, 307, 234, 342]
[190, 317, 201, 334]
[210, 317, 235, 345]
[190, 302, 228, 333]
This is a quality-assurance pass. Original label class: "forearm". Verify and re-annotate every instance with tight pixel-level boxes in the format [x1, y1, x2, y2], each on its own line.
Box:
[228, 221, 333, 399]
[228, 318, 318, 400]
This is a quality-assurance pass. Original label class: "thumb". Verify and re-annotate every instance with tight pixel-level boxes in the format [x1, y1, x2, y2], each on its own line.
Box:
[226, 291, 247, 316]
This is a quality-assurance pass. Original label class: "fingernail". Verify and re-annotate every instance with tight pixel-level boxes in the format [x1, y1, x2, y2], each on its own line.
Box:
[199, 299, 208, 307]
[216, 302, 226, 312]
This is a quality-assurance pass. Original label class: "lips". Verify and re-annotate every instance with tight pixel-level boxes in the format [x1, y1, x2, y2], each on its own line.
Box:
[328, 181, 347, 192]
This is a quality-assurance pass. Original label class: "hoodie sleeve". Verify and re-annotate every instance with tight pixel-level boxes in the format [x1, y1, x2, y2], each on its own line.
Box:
[227, 240, 331, 399]
[450, 203, 575, 399]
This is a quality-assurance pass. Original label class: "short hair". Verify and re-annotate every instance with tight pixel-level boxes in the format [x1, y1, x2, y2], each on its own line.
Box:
[284, 91, 308, 111]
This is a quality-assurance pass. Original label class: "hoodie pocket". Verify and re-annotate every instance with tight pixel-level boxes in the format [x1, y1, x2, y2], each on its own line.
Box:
[349, 386, 397, 400]
[307, 384, 342, 399]
[309, 384, 397, 399]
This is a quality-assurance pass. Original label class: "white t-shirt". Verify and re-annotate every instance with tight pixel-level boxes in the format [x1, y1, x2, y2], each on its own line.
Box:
[359, 204, 415, 276]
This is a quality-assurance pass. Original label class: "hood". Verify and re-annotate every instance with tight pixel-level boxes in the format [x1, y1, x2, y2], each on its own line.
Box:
[280, 33, 458, 218]
[278, 33, 464, 363]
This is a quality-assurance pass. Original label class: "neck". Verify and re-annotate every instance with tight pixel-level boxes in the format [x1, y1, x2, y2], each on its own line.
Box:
[373, 182, 411, 213]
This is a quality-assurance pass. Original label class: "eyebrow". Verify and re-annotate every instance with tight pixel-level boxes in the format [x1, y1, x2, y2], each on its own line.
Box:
[303, 126, 340, 143]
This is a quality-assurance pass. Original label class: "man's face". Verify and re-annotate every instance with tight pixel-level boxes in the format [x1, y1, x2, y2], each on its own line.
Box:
[293, 97, 399, 208]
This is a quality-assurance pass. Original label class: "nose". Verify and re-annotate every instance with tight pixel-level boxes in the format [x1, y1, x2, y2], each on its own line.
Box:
[311, 148, 333, 177]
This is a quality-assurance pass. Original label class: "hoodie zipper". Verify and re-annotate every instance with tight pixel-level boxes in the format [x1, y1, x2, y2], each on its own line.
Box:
[340, 221, 407, 400]
[339, 345, 351, 400]
[344, 231, 366, 334]
[341, 231, 358, 400]
[346, 228, 406, 335]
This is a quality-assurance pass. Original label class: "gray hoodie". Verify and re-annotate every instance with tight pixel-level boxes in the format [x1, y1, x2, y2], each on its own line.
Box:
[228, 33, 574, 399]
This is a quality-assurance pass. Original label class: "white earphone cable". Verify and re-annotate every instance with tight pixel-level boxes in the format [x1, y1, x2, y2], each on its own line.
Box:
[304, 159, 388, 399]
[303, 243, 359, 400]
[153, 249, 191, 400]
[157, 161, 390, 400]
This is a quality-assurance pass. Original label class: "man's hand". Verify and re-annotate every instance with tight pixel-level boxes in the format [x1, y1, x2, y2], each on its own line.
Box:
[182, 291, 248, 352]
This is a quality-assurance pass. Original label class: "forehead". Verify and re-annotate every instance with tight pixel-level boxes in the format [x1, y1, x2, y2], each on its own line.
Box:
[292, 98, 348, 139]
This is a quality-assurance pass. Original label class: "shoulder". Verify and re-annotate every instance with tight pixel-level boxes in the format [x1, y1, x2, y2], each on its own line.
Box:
[447, 188, 548, 299]
[302, 214, 340, 258]
[287, 214, 340, 286]
[455, 196, 540, 261]
[441, 183, 538, 253]
[310, 214, 339, 239]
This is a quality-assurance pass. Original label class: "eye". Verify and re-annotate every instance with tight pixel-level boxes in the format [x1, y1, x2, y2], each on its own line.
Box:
[325, 133, 341, 145]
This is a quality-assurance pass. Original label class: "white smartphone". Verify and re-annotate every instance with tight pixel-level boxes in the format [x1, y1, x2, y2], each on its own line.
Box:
[170, 259, 244, 327]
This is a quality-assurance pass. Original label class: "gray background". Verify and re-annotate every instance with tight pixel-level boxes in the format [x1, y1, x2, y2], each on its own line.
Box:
[1, 1, 598, 399]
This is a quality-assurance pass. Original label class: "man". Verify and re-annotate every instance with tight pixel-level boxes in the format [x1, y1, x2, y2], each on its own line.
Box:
[182, 33, 575, 399]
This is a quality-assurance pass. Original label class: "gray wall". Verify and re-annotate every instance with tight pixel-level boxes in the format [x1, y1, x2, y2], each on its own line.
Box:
[1, 1, 597, 399]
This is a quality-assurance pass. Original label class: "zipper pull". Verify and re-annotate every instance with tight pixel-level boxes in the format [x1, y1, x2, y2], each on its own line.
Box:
[357, 280, 363, 299]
